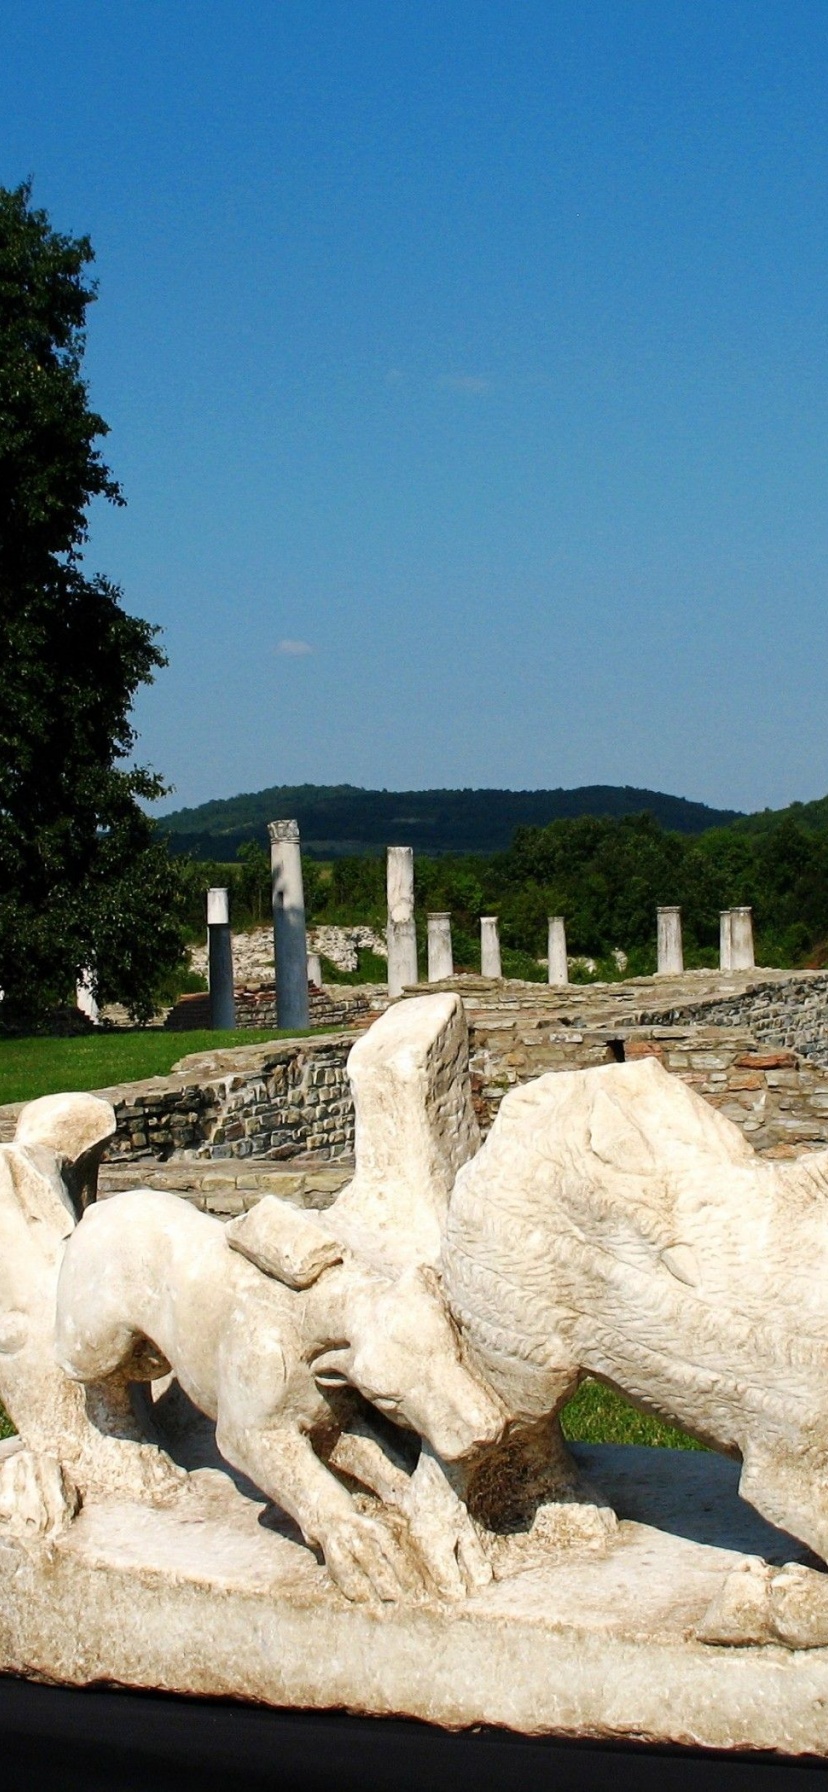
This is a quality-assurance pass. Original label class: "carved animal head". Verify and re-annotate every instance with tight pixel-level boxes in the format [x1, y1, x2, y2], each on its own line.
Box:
[341, 1264, 506, 1462]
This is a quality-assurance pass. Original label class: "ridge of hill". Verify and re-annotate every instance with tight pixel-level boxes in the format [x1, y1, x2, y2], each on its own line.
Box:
[732, 794, 828, 837]
[156, 783, 744, 861]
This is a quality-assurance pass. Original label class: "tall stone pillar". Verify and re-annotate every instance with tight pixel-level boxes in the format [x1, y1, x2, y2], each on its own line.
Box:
[269, 820, 310, 1031]
[427, 913, 453, 982]
[480, 915, 502, 979]
[730, 906, 755, 970]
[207, 887, 236, 1029]
[548, 916, 569, 986]
[387, 846, 418, 998]
[720, 910, 733, 972]
[657, 906, 684, 975]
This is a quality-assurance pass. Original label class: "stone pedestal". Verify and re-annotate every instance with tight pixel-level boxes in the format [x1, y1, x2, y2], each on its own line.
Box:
[657, 906, 684, 975]
[547, 917, 568, 987]
[427, 913, 453, 983]
[4, 1442, 828, 1754]
[730, 907, 755, 971]
[480, 916, 502, 979]
[268, 822, 310, 1031]
[307, 953, 323, 987]
[207, 888, 236, 1030]
[387, 847, 418, 998]
[720, 911, 733, 972]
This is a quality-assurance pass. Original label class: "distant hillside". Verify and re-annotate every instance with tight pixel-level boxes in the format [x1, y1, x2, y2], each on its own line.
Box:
[156, 783, 744, 861]
[732, 794, 828, 837]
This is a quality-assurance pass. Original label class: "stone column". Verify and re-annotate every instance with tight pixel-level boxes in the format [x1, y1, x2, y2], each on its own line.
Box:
[480, 915, 502, 979]
[269, 820, 310, 1030]
[307, 953, 323, 987]
[730, 906, 755, 970]
[207, 887, 236, 1029]
[720, 910, 733, 972]
[657, 906, 684, 975]
[386, 847, 418, 998]
[427, 913, 453, 982]
[548, 916, 569, 986]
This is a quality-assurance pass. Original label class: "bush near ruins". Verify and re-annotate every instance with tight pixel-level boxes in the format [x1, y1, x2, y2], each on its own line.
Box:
[0, 184, 187, 1029]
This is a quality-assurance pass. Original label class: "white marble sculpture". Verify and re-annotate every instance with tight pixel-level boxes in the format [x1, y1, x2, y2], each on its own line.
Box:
[6, 994, 828, 1749]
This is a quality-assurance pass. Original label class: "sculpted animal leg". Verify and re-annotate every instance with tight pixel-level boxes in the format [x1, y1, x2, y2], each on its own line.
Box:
[738, 1439, 828, 1565]
[330, 1425, 492, 1598]
[214, 1415, 423, 1602]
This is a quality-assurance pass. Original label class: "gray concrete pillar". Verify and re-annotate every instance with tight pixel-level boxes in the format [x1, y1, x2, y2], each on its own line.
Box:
[269, 820, 310, 1030]
[730, 906, 755, 970]
[307, 953, 323, 987]
[720, 910, 733, 972]
[427, 912, 453, 982]
[386, 846, 418, 997]
[657, 906, 683, 975]
[548, 916, 569, 986]
[480, 915, 502, 979]
[207, 887, 236, 1029]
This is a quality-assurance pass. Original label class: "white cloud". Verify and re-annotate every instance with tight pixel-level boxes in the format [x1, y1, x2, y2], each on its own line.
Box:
[277, 639, 314, 656]
[437, 374, 491, 394]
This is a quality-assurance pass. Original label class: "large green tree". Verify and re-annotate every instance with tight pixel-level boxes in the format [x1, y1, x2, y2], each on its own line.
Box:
[0, 183, 185, 1027]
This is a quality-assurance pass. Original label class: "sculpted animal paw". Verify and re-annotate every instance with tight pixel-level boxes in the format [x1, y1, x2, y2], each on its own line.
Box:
[320, 1512, 424, 1603]
[766, 1565, 828, 1649]
[696, 1558, 828, 1649]
[407, 1502, 492, 1600]
[696, 1559, 774, 1645]
[0, 1443, 79, 1540]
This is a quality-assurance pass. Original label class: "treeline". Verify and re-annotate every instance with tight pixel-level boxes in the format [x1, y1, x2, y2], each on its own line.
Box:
[177, 812, 828, 981]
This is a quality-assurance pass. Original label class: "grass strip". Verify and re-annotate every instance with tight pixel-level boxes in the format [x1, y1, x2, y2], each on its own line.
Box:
[561, 1377, 706, 1449]
[0, 1028, 334, 1106]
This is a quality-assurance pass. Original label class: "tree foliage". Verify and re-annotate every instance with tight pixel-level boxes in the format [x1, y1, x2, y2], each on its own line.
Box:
[0, 183, 185, 1028]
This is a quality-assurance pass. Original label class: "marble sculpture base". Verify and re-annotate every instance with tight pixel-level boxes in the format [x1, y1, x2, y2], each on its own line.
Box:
[3, 1442, 828, 1758]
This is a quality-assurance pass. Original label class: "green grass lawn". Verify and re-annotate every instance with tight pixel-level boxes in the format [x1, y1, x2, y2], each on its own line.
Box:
[0, 1028, 327, 1106]
[561, 1378, 705, 1449]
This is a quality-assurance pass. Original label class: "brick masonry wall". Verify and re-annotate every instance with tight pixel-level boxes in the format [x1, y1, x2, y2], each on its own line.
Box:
[164, 983, 370, 1032]
[636, 973, 828, 1068]
[37, 1035, 358, 1166]
[466, 1015, 828, 1159]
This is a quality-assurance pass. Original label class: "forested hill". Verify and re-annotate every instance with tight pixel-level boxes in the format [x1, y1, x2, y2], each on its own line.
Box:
[733, 794, 828, 836]
[156, 783, 743, 861]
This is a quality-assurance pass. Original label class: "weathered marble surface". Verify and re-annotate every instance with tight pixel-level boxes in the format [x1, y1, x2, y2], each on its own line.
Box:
[3, 1442, 828, 1752]
[6, 995, 828, 1753]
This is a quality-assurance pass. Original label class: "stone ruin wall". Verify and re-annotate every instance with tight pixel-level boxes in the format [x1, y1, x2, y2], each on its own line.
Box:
[6, 972, 828, 1218]
[636, 974, 828, 1069]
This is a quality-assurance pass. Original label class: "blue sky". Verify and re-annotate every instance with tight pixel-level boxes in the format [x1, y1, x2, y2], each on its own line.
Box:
[3, 1, 828, 814]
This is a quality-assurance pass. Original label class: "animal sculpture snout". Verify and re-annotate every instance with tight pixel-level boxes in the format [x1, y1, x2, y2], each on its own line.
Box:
[421, 1370, 506, 1463]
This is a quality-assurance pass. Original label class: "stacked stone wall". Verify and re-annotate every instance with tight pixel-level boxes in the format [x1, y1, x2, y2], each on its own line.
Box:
[1, 1035, 359, 1167]
[164, 983, 370, 1033]
[467, 1018, 828, 1159]
[636, 974, 828, 1069]
[6, 970, 828, 1176]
